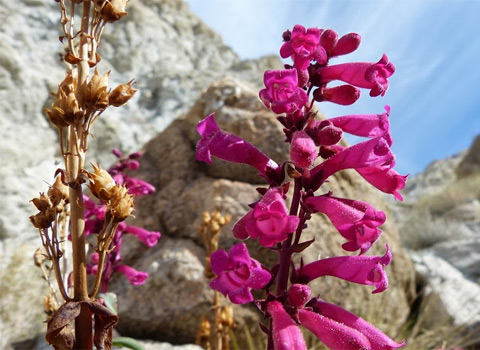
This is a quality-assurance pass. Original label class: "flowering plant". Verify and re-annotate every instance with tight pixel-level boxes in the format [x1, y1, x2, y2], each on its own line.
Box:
[196, 24, 407, 350]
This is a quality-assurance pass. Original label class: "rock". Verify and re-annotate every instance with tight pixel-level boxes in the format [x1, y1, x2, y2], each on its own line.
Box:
[112, 77, 414, 344]
[457, 134, 480, 178]
[411, 252, 480, 330]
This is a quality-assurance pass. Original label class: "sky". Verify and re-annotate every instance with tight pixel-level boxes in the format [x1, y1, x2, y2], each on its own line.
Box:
[184, 0, 480, 176]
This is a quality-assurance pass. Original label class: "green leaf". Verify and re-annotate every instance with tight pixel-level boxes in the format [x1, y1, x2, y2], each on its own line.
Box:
[98, 292, 118, 315]
[112, 336, 145, 350]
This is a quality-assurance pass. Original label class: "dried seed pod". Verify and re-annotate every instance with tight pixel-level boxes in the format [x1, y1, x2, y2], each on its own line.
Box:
[82, 68, 110, 111]
[48, 176, 69, 206]
[32, 193, 52, 212]
[34, 248, 47, 267]
[87, 163, 116, 201]
[109, 79, 136, 107]
[107, 184, 135, 221]
[99, 0, 129, 23]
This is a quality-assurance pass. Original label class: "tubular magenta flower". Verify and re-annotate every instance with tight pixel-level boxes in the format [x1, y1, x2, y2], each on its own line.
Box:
[196, 113, 278, 178]
[329, 106, 392, 146]
[310, 300, 406, 350]
[267, 300, 307, 350]
[305, 137, 394, 192]
[115, 264, 148, 286]
[210, 243, 271, 304]
[298, 308, 370, 350]
[124, 225, 161, 247]
[315, 54, 395, 97]
[259, 69, 309, 114]
[280, 25, 326, 70]
[297, 245, 392, 293]
[304, 194, 386, 253]
[356, 166, 408, 201]
[233, 187, 300, 247]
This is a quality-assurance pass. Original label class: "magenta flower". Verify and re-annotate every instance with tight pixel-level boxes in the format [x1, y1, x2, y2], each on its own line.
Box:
[210, 243, 271, 304]
[297, 245, 392, 293]
[290, 130, 318, 168]
[115, 264, 148, 286]
[267, 300, 307, 350]
[329, 32, 362, 57]
[124, 177, 155, 196]
[305, 137, 394, 192]
[280, 25, 326, 70]
[311, 299, 406, 350]
[316, 54, 395, 97]
[196, 113, 278, 178]
[259, 69, 308, 114]
[304, 194, 386, 253]
[329, 105, 392, 145]
[298, 308, 370, 350]
[233, 187, 300, 247]
[357, 166, 408, 201]
[124, 225, 161, 247]
[315, 84, 361, 105]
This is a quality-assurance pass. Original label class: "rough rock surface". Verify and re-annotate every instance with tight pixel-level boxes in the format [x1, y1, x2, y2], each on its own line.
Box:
[111, 78, 414, 344]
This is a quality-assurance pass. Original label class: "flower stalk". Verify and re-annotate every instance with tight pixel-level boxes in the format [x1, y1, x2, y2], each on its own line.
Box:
[196, 24, 407, 350]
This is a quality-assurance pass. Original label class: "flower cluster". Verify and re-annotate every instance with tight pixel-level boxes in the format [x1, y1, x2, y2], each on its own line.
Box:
[85, 149, 160, 292]
[197, 24, 406, 349]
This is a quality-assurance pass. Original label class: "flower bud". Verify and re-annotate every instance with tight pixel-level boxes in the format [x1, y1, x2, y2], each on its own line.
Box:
[290, 130, 318, 168]
[99, 0, 129, 23]
[288, 283, 311, 308]
[109, 79, 136, 107]
[87, 163, 116, 201]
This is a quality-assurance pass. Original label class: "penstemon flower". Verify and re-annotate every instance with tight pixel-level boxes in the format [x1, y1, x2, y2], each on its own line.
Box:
[196, 25, 407, 350]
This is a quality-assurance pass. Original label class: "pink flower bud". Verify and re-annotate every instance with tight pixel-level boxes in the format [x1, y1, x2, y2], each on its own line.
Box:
[290, 130, 318, 168]
[288, 284, 311, 308]
[329, 33, 361, 57]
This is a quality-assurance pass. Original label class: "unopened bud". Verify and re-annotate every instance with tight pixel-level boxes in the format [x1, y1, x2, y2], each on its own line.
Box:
[109, 79, 136, 107]
[290, 130, 318, 168]
[99, 0, 129, 23]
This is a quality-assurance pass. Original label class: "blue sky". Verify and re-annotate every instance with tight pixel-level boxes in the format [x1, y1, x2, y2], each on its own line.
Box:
[185, 0, 480, 175]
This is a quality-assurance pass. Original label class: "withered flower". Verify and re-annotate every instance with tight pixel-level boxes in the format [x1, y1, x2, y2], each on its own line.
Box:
[45, 89, 82, 128]
[87, 163, 116, 201]
[109, 79, 136, 107]
[30, 209, 56, 229]
[32, 193, 52, 212]
[48, 176, 69, 206]
[107, 184, 135, 221]
[82, 68, 110, 111]
[99, 0, 129, 23]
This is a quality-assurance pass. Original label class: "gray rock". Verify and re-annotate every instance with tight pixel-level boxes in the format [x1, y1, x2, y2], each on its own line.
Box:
[411, 252, 480, 329]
